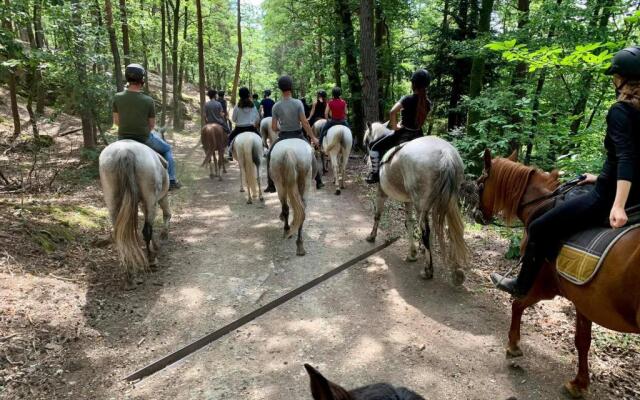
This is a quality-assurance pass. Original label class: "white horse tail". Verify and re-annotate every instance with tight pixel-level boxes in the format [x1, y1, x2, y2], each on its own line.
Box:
[283, 149, 305, 236]
[113, 151, 147, 274]
[427, 148, 469, 267]
[239, 138, 258, 195]
[325, 126, 343, 153]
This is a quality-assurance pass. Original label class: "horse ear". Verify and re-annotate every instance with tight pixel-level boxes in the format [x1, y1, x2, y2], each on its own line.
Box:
[483, 149, 492, 172]
[304, 364, 350, 400]
[550, 169, 560, 180]
[507, 150, 518, 162]
[367, 121, 372, 132]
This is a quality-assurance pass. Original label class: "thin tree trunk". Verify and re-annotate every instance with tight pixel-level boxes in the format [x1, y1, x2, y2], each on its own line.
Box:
[161, 0, 168, 126]
[119, 0, 131, 66]
[359, 0, 379, 126]
[196, 0, 206, 127]
[3, 0, 21, 139]
[170, 0, 181, 129]
[467, 0, 494, 133]
[71, 0, 95, 148]
[332, 35, 341, 88]
[175, 5, 187, 129]
[508, 0, 531, 153]
[335, 0, 364, 145]
[105, 0, 124, 92]
[33, 0, 45, 114]
[231, 0, 242, 105]
[375, 3, 389, 120]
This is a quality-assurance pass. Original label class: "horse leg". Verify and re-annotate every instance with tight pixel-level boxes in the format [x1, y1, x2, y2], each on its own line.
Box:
[296, 223, 305, 256]
[330, 151, 340, 195]
[404, 204, 418, 262]
[239, 162, 245, 193]
[564, 312, 592, 399]
[366, 188, 387, 242]
[219, 148, 227, 174]
[279, 196, 290, 236]
[256, 162, 264, 202]
[420, 215, 434, 280]
[159, 195, 171, 240]
[340, 149, 348, 190]
[142, 200, 157, 268]
[507, 296, 539, 358]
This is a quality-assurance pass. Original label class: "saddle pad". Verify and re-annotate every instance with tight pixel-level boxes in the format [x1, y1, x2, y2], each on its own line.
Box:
[557, 223, 640, 285]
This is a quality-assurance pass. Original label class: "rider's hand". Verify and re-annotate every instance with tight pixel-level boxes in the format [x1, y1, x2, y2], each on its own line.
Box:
[578, 173, 598, 185]
[610, 205, 628, 228]
[311, 137, 320, 147]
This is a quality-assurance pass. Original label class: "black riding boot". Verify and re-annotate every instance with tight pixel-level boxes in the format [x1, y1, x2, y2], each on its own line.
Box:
[264, 155, 276, 193]
[365, 150, 380, 184]
[490, 243, 540, 298]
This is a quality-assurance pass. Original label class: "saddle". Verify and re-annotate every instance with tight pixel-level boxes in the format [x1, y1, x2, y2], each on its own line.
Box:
[548, 184, 640, 285]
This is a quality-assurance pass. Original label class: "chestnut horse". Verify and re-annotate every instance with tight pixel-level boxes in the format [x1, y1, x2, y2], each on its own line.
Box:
[201, 123, 227, 180]
[477, 149, 640, 398]
[304, 364, 425, 400]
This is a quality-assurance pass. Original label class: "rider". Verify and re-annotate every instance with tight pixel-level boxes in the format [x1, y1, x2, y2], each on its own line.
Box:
[365, 69, 432, 184]
[228, 87, 260, 160]
[217, 90, 230, 131]
[318, 87, 349, 146]
[264, 76, 321, 193]
[260, 89, 275, 118]
[307, 90, 328, 127]
[112, 63, 181, 190]
[490, 46, 640, 298]
[204, 89, 230, 134]
[253, 93, 261, 114]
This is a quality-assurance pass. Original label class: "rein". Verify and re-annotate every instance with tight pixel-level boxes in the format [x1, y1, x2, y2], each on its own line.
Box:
[519, 174, 586, 209]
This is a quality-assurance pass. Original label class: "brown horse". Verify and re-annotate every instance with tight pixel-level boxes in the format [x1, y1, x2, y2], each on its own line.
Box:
[304, 364, 425, 400]
[201, 123, 227, 180]
[477, 149, 640, 398]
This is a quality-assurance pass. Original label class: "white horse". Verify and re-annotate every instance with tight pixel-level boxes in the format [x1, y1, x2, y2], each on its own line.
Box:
[232, 131, 264, 204]
[99, 140, 171, 281]
[364, 122, 469, 284]
[322, 125, 353, 195]
[260, 117, 278, 150]
[269, 138, 314, 256]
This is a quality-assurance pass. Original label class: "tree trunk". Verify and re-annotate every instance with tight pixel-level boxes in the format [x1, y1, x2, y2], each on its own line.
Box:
[71, 0, 95, 148]
[375, 3, 389, 120]
[196, 0, 206, 127]
[119, 0, 131, 66]
[231, 0, 242, 106]
[508, 0, 531, 153]
[332, 35, 341, 88]
[335, 0, 364, 145]
[161, 0, 168, 126]
[33, 0, 46, 114]
[3, 0, 21, 139]
[105, 0, 124, 92]
[466, 0, 494, 133]
[170, 0, 181, 129]
[359, 0, 379, 126]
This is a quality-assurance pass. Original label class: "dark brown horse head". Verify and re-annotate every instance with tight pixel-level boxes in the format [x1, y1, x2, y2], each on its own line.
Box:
[477, 149, 559, 224]
[304, 364, 426, 400]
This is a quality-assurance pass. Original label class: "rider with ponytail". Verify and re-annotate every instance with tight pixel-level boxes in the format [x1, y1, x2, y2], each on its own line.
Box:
[318, 87, 349, 146]
[308, 90, 328, 127]
[228, 87, 260, 160]
[365, 69, 432, 184]
[491, 46, 640, 297]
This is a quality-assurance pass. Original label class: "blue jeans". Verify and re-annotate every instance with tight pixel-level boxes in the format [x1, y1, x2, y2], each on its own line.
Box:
[145, 132, 176, 181]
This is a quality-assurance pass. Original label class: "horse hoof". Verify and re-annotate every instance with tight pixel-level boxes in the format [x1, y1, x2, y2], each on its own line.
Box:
[405, 254, 417, 262]
[240, 188, 245, 193]
[209, 174, 214, 179]
[365, 235, 376, 243]
[247, 199, 252, 205]
[259, 196, 264, 202]
[452, 269, 465, 286]
[223, 170, 227, 174]
[123, 280, 137, 291]
[279, 213, 286, 222]
[563, 382, 586, 399]
[506, 347, 524, 358]
[420, 269, 434, 280]
[296, 246, 306, 256]
[335, 189, 341, 195]
[218, 177, 223, 181]
[160, 231, 168, 240]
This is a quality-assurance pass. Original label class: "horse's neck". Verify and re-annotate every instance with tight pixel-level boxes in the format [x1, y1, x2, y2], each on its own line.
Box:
[519, 174, 556, 224]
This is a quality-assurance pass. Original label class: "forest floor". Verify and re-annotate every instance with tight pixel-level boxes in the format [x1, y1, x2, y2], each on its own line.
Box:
[1, 82, 639, 400]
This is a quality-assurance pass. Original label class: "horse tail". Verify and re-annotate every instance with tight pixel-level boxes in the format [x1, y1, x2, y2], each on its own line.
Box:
[113, 150, 147, 275]
[428, 148, 469, 267]
[283, 149, 305, 236]
[325, 126, 343, 153]
[240, 138, 258, 194]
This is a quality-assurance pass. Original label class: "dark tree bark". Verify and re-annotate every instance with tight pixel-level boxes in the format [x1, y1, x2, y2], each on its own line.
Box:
[119, 0, 131, 66]
[33, 0, 45, 114]
[161, 0, 168, 126]
[105, 0, 124, 92]
[467, 0, 494, 133]
[359, 0, 379, 126]
[196, 0, 206, 127]
[508, 0, 531, 153]
[231, 0, 242, 105]
[71, 0, 95, 148]
[335, 0, 364, 145]
[375, 3, 389, 120]
[3, 0, 21, 139]
[169, 0, 181, 129]
[332, 35, 342, 88]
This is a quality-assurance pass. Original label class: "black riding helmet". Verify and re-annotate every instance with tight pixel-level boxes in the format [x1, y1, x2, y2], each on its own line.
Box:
[410, 69, 431, 89]
[605, 46, 640, 79]
[278, 76, 293, 91]
[239, 87, 250, 99]
[125, 63, 145, 83]
[331, 87, 341, 98]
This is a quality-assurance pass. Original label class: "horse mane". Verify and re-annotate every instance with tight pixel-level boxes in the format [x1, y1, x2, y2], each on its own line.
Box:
[489, 158, 539, 223]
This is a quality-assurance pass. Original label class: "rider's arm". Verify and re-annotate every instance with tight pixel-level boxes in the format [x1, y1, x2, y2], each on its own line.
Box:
[308, 102, 316, 121]
[300, 112, 317, 145]
[148, 117, 155, 131]
[232, 106, 238, 123]
[324, 103, 330, 119]
[389, 100, 403, 131]
[113, 113, 119, 126]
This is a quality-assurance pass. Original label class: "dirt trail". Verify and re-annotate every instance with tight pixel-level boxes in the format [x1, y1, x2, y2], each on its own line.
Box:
[41, 132, 607, 400]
